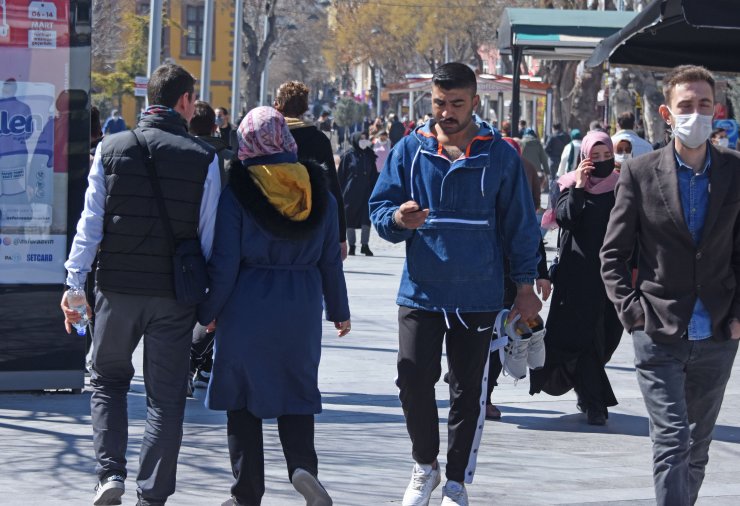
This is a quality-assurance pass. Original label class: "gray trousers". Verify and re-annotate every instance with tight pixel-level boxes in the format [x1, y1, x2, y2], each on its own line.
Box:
[632, 330, 738, 506]
[346, 225, 370, 247]
[90, 289, 196, 506]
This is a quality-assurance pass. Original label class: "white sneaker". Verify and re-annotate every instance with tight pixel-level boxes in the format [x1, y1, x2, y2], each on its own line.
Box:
[402, 462, 441, 506]
[93, 473, 125, 505]
[441, 480, 468, 506]
[503, 318, 531, 379]
[292, 468, 332, 506]
[527, 321, 546, 370]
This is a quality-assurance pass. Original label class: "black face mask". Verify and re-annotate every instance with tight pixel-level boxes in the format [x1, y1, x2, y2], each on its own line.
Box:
[591, 158, 615, 178]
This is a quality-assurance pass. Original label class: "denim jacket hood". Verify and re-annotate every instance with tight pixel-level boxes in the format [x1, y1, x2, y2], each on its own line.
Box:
[369, 119, 540, 313]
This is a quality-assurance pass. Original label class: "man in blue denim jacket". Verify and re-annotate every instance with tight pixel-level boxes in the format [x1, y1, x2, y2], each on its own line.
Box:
[369, 63, 541, 506]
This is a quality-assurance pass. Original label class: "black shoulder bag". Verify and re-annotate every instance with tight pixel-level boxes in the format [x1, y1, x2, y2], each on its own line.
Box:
[132, 129, 209, 305]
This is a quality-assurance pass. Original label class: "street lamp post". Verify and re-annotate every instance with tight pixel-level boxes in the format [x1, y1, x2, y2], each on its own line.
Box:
[259, 7, 269, 106]
[146, 0, 163, 107]
[231, 0, 243, 117]
[375, 67, 382, 117]
[200, 0, 214, 102]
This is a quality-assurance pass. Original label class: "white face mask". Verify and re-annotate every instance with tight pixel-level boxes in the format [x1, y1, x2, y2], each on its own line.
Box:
[718, 137, 729, 148]
[667, 108, 713, 149]
[358, 139, 372, 150]
[614, 152, 632, 164]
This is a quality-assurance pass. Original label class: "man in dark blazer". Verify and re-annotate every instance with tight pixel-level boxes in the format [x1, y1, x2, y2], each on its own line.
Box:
[600, 65, 740, 506]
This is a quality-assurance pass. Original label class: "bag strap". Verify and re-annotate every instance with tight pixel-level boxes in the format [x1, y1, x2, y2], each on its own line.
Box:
[131, 129, 176, 254]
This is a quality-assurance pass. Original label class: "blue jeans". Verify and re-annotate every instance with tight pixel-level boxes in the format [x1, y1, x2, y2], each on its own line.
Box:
[632, 330, 738, 506]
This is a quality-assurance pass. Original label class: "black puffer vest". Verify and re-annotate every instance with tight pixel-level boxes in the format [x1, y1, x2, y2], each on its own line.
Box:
[95, 113, 214, 297]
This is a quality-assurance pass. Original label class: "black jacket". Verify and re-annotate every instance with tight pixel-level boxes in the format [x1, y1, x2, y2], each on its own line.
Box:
[338, 133, 378, 228]
[288, 121, 347, 242]
[198, 135, 234, 190]
[96, 113, 214, 297]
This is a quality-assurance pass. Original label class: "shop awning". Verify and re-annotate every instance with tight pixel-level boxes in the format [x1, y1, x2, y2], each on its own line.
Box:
[586, 0, 740, 72]
[496, 7, 636, 134]
[497, 8, 637, 60]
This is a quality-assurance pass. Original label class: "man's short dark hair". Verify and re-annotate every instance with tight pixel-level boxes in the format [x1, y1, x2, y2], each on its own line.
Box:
[432, 62, 476, 95]
[663, 65, 715, 105]
[519, 120, 527, 127]
[553, 123, 562, 131]
[216, 106, 229, 116]
[147, 64, 195, 108]
[189, 100, 215, 136]
[274, 81, 310, 117]
[711, 127, 726, 139]
[617, 111, 635, 130]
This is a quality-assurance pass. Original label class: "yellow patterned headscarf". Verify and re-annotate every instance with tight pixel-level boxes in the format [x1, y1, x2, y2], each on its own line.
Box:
[247, 162, 312, 221]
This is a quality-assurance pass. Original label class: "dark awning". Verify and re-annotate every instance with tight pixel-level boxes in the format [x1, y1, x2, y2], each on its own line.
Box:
[586, 0, 740, 72]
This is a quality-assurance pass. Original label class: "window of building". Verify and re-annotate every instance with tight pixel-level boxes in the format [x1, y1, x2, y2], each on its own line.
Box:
[185, 5, 204, 56]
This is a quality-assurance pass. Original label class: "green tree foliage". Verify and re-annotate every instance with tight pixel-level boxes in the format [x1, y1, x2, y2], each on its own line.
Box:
[333, 97, 369, 127]
[91, 13, 148, 110]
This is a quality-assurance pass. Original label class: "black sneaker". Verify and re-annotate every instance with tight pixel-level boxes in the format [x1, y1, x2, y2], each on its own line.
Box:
[94, 473, 125, 505]
[186, 376, 194, 398]
[361, 245, 374, 256]
[587, 408, 607, 426]
[348, 245, 356, 256]
[193, 369, 210, 389]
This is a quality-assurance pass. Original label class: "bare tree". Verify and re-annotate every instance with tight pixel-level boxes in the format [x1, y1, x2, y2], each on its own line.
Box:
[237, 0, 325, 112]
[92, 0, 131, 72]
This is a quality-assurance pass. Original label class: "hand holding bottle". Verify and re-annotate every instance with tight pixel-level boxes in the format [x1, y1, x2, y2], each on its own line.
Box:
[61, 288, 92, 335]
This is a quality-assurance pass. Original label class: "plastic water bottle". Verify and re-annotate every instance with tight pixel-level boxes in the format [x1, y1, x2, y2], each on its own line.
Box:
[67, 288, 89, 336]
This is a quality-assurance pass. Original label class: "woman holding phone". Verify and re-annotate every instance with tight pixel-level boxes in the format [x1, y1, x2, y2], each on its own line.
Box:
[529, 130, 624, 426]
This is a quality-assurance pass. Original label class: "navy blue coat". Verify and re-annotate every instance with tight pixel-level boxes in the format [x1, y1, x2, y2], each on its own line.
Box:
[338, 132, 378, 228]
[198, 159, 350, 418]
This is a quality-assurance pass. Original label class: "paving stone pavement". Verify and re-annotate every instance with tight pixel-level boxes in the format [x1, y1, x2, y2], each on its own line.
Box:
[1, 228, 739, 505]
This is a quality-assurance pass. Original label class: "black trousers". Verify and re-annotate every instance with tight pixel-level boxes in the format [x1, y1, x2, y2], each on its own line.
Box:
[90, 289, 195, 506]
[397, 306, 497, 483]
[189, 323, 214, 375]
[227, 409, 318, 505]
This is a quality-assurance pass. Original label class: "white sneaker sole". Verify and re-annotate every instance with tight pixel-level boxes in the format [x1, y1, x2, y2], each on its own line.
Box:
[93, 481, 124, 505]
[292, 468, 332, 506]
[402, 470, 441, 506]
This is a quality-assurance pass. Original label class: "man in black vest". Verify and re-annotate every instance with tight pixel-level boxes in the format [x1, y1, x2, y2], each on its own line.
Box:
[61, 64, 221, 506]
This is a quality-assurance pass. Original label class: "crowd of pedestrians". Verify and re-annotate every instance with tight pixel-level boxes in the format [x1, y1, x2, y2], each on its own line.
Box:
[61, 61, 740, 506]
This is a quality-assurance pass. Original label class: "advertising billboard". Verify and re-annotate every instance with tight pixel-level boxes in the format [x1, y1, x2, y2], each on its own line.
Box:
[0, 0, 71, 283]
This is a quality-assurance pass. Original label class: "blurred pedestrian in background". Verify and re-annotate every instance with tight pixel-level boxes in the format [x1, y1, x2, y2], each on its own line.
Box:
[338, 132, 378, 256]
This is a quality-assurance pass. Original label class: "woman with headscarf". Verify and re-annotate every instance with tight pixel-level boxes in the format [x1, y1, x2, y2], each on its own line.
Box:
[529, 130, 624, 426]
[198, 106, 350, 506]
[337, 131, 378, 256]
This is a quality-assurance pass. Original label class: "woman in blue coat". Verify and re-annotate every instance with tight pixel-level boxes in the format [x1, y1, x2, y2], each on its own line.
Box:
[198, 106, 351, 506]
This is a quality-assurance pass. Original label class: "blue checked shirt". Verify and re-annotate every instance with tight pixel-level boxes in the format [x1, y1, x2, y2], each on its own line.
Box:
[675, 144, 712, 340]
